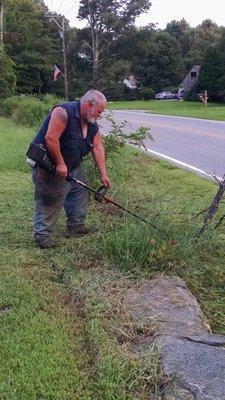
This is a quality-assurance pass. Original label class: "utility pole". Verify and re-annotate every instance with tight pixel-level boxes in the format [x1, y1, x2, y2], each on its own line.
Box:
[0, 0, 4, 51]
[47, 14, 68, 100]
[60, 17, 68, 100]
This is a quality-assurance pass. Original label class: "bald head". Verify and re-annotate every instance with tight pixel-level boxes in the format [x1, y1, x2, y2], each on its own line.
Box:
[80, 89, 107, 124]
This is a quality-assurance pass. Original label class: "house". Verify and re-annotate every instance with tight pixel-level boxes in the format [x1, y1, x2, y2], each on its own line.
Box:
[181, 65, 201, 93]
[123, 75, 137, 90]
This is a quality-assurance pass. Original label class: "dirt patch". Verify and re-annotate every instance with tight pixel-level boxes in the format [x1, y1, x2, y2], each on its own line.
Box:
[100, 202, 124, 216]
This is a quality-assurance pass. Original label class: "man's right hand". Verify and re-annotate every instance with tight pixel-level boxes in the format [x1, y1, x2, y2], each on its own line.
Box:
[56, 162, 68, 178]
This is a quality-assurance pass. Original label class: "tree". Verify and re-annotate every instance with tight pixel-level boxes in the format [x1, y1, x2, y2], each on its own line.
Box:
[134, 31, 185, 91]
[78, 0, 152, 88]
[165, 19, 193, 56]
[4, 0, 64, 95]
[194, 19, 223, 55]
[165, 19, 223, 72]
[197, 28, 225, 102]
[0, 51, 16, 98]
[67, 27, 93, 97]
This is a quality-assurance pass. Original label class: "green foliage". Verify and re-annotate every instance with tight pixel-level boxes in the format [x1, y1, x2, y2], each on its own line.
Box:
[165, 18, 223, 71]
[2, 1, 225, 100]
[197, 30, 225, 102]
[194, 19, 223, 55]
[0, 94, 62, 127]
[103, 112, 153, 157]
[100, 60, 132, 100]
[134, 31, 185, 91]
[0, 51, 16, 98]
[78, 0, 152, 87]
[0, 117, 32, 172]
[102, 81, 124, 101]
[4, 0, 64, 96]
[139, 87, 155, 100]
[122, 87, 139, 101]
[165, 19, 193, 56]
[78, 0, 152, 33]
[84, 112, 153, 187]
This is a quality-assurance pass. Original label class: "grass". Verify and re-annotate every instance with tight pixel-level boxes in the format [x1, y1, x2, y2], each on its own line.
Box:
[109, 99, 225, 121]
[1, 115, 225, 399]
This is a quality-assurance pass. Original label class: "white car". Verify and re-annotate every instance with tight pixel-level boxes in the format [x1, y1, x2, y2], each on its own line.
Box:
[155, 91, 178, 100]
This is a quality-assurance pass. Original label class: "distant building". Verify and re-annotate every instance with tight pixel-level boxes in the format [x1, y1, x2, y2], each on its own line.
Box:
[181, 65, 201, 93]
[123, 75, 137, 90]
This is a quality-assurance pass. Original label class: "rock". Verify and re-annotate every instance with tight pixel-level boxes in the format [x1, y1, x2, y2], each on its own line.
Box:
[161, 337, 225, 400]
[124, 275, 225, 400]
[125, 276, 210, 338]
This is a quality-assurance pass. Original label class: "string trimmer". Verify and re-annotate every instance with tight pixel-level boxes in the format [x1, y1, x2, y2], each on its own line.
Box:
[26, 143, 154, 228]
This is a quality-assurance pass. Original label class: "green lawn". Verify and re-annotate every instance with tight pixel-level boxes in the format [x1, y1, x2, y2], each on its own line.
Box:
[109, 99, 225, 120]
[1, 116, 225, 399]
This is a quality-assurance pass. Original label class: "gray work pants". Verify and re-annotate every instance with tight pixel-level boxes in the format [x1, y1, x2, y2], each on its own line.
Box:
[32, 164, 88, 239]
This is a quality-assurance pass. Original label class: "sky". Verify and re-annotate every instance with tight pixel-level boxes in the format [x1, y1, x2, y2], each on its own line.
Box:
[44, 0, 225, 29]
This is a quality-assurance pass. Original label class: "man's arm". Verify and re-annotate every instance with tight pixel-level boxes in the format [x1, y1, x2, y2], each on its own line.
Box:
[45, 107, 68, 177]
[92, 133, 111, 187]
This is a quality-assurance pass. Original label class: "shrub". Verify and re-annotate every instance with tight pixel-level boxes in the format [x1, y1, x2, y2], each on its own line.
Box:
[122, 86, 139, 101]
[0, 96, 19, 117]
[0, 94, 62, 127]
[101, 81, 124, 101]
[139, 87, 155, 100]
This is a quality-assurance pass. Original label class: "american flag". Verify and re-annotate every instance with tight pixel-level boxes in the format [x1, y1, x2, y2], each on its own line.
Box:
[53, 65, 63, 81]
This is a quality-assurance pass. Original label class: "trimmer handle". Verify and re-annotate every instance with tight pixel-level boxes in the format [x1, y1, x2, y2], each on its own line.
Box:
[94, 185, 109, 202]
[66, 173, 74, 182]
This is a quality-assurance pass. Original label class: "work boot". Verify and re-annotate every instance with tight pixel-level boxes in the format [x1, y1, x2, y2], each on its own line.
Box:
[65, 224, 97, 238]
[34, 236, 56, 249]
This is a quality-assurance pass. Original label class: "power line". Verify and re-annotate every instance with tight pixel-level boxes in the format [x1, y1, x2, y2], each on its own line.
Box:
[64, 0, 78, 17]
[56, 0, 64, 14]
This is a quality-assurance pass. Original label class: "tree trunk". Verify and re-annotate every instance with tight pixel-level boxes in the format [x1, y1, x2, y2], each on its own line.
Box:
[0, 0, 4, 50]
[88, 0, 99, 88]
[92, 34, 99, 88]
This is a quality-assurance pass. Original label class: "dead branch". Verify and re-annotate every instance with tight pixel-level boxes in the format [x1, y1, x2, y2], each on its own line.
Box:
[197, 174, 225, 236]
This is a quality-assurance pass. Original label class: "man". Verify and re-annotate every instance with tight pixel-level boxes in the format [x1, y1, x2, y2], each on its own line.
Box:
[31, 89, 111, 249]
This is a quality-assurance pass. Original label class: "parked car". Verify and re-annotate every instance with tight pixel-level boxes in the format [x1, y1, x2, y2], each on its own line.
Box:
[155, 91, 179, 100]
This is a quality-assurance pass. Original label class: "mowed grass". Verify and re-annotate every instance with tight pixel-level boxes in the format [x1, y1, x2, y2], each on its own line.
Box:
[109, 100, 225, 121]
[1, 116, 225, 399]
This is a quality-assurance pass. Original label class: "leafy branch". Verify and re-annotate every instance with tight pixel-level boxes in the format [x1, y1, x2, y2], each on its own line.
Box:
[103, 111, 153, 157]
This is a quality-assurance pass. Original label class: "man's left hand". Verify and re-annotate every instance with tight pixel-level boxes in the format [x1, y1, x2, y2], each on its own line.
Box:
[101, 173, 111, 187]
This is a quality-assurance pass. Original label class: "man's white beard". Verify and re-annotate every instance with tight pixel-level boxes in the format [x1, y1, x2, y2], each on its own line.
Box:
[87, 116, 97, 124]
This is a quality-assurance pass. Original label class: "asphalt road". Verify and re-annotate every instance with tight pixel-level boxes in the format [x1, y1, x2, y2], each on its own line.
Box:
[101, 110, 225, 179]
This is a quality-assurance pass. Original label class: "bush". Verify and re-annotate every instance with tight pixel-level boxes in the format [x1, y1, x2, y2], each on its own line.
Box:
[139, 87, 155, 100]
[122, 86, 139, 101]
[101, 81, 124, 101]
[0, 94, 62, 127]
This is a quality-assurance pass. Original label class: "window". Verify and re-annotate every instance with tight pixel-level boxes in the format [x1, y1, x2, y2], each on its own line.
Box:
[191, 71, 197, 78]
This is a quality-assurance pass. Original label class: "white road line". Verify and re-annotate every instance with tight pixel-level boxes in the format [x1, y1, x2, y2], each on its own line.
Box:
[144, 148, 223, 181]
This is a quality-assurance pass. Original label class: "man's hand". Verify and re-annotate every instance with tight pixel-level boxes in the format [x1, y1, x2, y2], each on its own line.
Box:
[92, 133, 111, 188]
[101, 173, 111, 187]
[56, 162, 68, 178]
